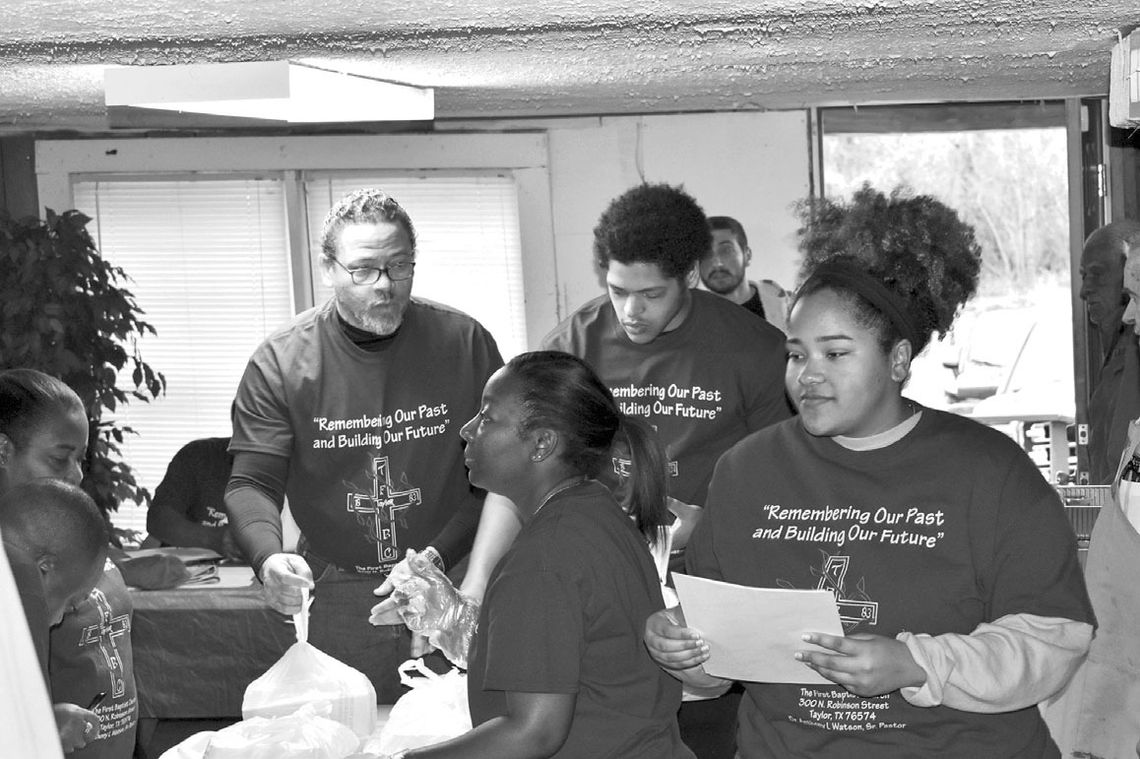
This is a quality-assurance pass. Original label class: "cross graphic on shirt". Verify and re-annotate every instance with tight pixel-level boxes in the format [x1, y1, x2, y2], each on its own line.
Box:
[816, 555, 879, 630]
[78, 587, 130, 698]
[347, 455, 422, 564]
[612, 456, 679, 479]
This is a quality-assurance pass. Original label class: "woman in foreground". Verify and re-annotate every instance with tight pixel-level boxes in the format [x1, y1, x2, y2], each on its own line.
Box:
[391, 350, 693, 759]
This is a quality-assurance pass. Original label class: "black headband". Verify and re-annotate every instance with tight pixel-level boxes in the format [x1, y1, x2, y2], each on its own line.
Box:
[800, 259, 921, 348]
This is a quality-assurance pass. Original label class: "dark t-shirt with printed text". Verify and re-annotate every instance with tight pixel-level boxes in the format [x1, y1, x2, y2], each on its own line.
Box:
[231, 298, 503, 573]
[688, 409, 1094, 758]
[49, 563, 138, 759]
[542, 289, 790, 507]
[150, 436, 232, 531]
[467, 480, 694, 759]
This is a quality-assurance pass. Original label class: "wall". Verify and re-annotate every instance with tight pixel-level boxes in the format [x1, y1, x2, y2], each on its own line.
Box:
[35, 109, 811, 345]
[543, 111, 809, 322]
[0, 136, 38, 219]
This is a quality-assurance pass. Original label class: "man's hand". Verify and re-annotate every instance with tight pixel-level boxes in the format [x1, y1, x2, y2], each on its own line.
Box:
[54, 702, 101, 752]
[644, 606, 710, 672]
[110, 526, 146, 550]
[796, 632, 926, 697]
[259, 553, 314, 614]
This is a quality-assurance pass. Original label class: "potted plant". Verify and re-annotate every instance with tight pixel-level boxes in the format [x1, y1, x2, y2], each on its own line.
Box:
[0, 207, 164, 529]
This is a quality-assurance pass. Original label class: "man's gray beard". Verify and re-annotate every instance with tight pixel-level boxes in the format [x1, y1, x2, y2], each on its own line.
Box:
[352, 304, 406, 336]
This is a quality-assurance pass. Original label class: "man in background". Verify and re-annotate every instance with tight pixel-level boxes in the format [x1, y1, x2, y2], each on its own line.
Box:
[699, 215, 789, 331]
[147, 435, 242, 559]
[1080, 220, 1140, 483]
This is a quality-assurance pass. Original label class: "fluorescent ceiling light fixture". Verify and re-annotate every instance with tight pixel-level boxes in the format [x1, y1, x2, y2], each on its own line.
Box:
[104, 61, 433, 123]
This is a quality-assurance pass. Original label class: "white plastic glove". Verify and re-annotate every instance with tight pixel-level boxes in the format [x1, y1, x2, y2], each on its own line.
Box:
[388, 550, 480, 669]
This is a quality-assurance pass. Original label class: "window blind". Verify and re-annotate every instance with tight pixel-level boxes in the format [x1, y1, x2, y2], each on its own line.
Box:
[304, 175, 527, 359]
[73, 177, 292, 534]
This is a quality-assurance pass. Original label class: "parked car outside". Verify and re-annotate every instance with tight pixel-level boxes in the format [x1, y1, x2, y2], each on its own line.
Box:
[934, 291, 1076, 481]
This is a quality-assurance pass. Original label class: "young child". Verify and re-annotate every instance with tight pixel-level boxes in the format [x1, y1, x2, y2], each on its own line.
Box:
[0, 479, 109, 751]
[0, 368, 139, 758]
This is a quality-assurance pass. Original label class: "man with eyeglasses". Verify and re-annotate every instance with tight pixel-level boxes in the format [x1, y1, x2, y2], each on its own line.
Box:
[225, 187, 504, 701]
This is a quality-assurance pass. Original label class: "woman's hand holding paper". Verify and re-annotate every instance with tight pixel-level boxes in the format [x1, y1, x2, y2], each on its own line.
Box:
[644, 606, 711, 671]
[796, 632, 926, 697]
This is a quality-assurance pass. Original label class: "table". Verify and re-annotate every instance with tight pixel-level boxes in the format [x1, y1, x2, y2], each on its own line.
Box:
[130, 566, 296, 721]
[131, 566, 416, 756]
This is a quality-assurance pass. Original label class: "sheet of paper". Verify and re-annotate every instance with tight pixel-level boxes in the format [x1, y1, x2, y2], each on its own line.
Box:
[672, 574, 844, 685]
[167, 565, 257, 589]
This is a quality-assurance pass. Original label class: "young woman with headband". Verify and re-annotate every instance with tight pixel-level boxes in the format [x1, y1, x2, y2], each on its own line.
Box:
[645, 186, 1094, 758]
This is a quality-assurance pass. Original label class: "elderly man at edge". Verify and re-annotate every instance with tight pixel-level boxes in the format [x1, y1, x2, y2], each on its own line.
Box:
[1080, 220, 1140, 484]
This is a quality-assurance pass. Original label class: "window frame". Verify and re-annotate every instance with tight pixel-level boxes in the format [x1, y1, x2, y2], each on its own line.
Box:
[37, 134, 554, 532]
[815, 99, 1087, 484]
[35, 133, 558, 342]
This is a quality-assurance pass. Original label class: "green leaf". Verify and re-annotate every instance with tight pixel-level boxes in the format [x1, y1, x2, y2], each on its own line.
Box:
[0, 211, 163, 516]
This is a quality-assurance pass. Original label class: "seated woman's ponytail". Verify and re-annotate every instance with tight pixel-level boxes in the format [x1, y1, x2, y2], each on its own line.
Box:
[615, 415, 669, 546]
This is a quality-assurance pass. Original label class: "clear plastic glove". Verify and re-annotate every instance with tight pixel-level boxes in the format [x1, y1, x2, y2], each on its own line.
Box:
[370, 552, 436, 657]
[380, 549, 479, 669]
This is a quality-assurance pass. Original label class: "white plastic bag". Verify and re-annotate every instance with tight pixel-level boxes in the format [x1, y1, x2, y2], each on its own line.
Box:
[362, 658, 471, 755]
[243, 588, 377, 739]
[159, 704, 359, 759]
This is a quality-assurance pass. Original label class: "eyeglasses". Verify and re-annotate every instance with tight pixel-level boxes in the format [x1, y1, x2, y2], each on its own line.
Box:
[328, 256, 416, 284]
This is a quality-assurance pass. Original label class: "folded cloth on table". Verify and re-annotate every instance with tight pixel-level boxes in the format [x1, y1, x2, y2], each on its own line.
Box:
[181, 564, 220, 586]
[113, 552, 191, 590]
[112, 546, 225, 589]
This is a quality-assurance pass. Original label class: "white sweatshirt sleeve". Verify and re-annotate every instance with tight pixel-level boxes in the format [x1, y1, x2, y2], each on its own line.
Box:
[896, 613, 1092, 712]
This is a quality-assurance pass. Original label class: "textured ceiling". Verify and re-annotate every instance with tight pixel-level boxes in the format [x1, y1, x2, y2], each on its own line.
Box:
[0, 0, 1136, 133]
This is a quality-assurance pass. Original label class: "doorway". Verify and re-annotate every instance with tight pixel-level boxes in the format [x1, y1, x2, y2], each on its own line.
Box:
[819, 101, 1074, 481]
